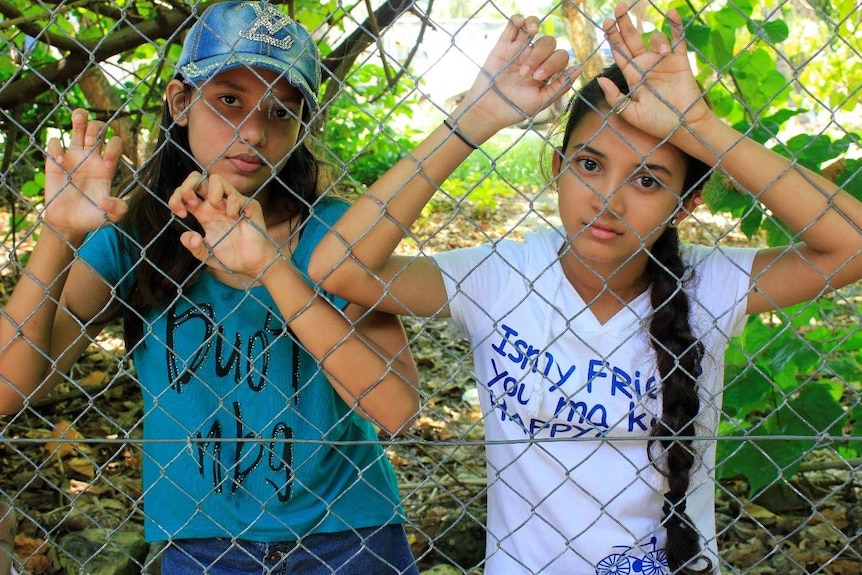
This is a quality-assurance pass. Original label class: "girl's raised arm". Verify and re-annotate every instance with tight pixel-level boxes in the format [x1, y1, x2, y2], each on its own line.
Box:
[309, 15, 575, 317]
[601, 3, 862, 314]
[0, 110, 125, 413]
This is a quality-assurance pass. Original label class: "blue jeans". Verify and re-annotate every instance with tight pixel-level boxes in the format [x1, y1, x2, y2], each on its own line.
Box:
[160, 525, 419, 574]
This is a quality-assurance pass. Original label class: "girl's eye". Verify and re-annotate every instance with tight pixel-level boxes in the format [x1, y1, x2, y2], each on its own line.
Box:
[636, 175, 659, 189]
[272, 107, 291, 120]
[575, 158, 599, 172]
[219, 95, 240, 107]
[271, 101, 302, 121]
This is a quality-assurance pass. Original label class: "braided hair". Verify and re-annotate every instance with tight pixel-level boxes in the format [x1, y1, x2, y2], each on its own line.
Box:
[558, 63, 713, 574]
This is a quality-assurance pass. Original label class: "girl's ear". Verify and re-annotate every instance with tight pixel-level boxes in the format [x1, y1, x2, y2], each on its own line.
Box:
[166, 79, 190, 126]
[683, 189, 703, 215]
[672, 190, 704, 226]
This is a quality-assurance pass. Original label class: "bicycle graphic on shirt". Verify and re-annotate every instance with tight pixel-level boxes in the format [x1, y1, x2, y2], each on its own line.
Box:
[595, 537, 669, 575]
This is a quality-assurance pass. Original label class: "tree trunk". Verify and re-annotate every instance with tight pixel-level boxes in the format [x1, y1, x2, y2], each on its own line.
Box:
[561, 0, 603, 83]
[77, 69, 139, 165]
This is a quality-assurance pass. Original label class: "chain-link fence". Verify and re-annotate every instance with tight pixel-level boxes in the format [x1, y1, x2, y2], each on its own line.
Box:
[1, 0, 861, 574]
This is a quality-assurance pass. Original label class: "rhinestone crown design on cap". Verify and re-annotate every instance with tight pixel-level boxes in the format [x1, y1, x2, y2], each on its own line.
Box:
[240, 3, 294, 50]
[177, 1, 320, 111]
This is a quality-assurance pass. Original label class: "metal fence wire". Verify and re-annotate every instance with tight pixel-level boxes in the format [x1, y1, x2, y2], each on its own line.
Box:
[1, 0, 861, 574]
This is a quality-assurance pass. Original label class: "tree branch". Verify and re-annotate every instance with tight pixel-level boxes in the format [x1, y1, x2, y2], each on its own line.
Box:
[319, 0, 418, 109]
[0, 8, 190, 111]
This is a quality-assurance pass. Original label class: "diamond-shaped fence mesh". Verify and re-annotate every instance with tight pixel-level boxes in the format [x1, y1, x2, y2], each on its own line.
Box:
[0, 1, 861, 574]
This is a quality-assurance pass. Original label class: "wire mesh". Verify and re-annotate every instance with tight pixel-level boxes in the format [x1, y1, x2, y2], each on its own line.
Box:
[0, 0, 861, 574]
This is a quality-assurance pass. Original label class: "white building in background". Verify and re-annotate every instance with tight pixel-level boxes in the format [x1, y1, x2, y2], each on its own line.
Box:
[378, 14, 515, 109]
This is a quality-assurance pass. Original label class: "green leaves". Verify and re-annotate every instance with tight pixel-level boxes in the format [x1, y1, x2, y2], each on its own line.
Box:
[324, 63, 421, 189]
[21, 172, 45, 199]
[747, 19, 789, 44]
[717, 381, 844, 496]
[717, 303, 860, 496]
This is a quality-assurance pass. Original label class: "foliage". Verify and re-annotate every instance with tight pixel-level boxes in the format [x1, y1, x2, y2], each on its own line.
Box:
[665, 0, 862, 495]
[0, 0, 416, 237]
[438, 132, 546, 216]
[1, 0, 860, 509]
[716, 300, 861, 495]
[324, 63, 422, 190]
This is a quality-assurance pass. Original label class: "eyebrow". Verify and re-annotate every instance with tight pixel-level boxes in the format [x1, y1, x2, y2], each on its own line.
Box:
[572, 143, 677, 178]
[210, 78, 301, 102]
[211, 78, 248, 92]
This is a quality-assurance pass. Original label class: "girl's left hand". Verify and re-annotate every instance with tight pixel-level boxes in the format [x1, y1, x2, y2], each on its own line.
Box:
[169, 172, 276, 282]
[600, 3, 713, 140]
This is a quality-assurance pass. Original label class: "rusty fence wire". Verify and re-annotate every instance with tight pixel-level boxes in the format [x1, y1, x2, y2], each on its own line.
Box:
[1, 0, 861, 574]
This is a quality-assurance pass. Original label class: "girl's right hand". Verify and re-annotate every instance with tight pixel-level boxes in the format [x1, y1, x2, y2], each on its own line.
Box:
[168, 172, 279, 283]
[453, 15, 576, 139]
[43, 109, 126, 239]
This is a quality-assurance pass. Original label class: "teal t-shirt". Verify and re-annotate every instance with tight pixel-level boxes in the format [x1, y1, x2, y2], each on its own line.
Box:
[79, 197, 404, 542]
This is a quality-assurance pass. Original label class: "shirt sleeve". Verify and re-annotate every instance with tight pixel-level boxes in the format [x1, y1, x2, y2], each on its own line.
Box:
[77, 226, 137, 297]
[293, 197, 351, 312]
[78, 199, 352, 312]
[686, 244, 758, 338]
[432, 240, 517, 338]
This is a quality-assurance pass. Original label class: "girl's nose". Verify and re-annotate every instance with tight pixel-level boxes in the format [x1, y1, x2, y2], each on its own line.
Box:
[590, 179, 626, 217]
[239, 110, 267, 147]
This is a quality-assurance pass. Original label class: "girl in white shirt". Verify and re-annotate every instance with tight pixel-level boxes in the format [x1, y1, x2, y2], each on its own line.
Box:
[182, 4, 861, 573]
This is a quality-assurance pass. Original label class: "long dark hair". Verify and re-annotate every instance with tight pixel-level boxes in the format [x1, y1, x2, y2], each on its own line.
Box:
[558, 64, 713, 574]
[116, 78, 329, 348]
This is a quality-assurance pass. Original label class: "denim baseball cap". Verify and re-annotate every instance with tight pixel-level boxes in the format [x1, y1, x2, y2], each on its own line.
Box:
[177, 1, 320, 112]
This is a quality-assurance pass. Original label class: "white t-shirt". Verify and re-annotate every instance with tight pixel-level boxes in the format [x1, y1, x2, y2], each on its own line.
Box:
[433, 227, 756, 575]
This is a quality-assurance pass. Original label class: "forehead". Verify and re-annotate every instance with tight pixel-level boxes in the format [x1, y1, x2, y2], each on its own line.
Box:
[567, 112, 688, 171]
[204, 67, 302, 100]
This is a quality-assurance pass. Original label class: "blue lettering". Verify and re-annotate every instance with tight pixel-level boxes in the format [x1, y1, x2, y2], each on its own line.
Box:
[529, 418, 548, 435]
[529, 417, 597, 438]
[501, 400, 527, 431]
[611, 367, 634, 398]
[645, 374, 659, 399]
[491, 325, 519, 357]
[551, 363, 576, 391]
[488, 359, 516, 390]
[586, 360, 659, 400]
[553, 397, 609, 429]
[538, 352, 553, 376]
[488, 363, 532, 405]
[510, 338, 528, 364]
[628, 401, 654, 432]
[631, 370, 659, 399]
[520, 344, 539, 370]
[586, 359, 608, 392]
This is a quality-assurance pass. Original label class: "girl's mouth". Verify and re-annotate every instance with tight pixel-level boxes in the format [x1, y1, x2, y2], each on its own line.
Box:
[229, 154, 265, 173]
[586, 221, 621, 240]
